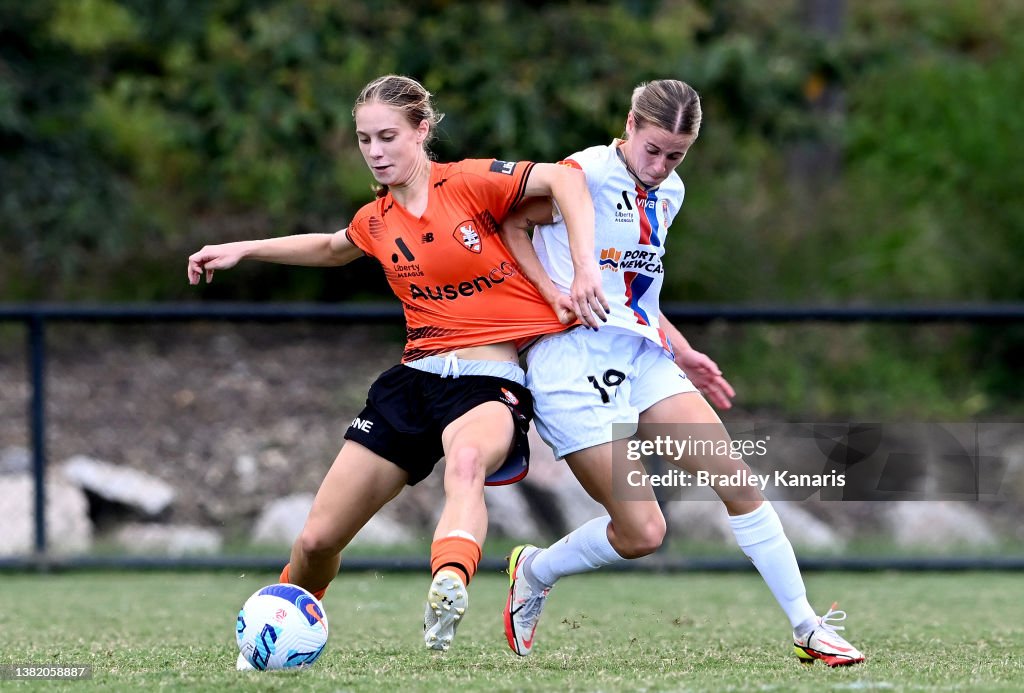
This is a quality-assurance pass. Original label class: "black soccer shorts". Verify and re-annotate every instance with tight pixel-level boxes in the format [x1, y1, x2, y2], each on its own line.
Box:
[343, 364, 534, 486]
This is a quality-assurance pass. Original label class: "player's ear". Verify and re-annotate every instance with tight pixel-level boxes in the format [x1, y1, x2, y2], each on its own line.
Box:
[416, 119, 429, 144]
[625, 111, 636, 138]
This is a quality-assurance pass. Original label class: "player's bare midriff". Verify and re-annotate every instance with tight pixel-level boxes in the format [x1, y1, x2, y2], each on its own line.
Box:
[448, 341, 518, 363]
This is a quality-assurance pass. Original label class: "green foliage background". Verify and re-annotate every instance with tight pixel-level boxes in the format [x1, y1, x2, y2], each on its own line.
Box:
[2, 0, 1023, 415]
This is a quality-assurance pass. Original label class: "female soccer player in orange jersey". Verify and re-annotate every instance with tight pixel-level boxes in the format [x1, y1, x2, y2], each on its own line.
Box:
[187, 74, 609, 656]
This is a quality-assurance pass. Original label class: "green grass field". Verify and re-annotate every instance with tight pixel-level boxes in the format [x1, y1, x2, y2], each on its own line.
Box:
[2, 570, 1022, 691]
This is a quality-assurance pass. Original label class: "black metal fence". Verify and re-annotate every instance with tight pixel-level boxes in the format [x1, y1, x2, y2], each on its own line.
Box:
[2, 301, 1023, 572]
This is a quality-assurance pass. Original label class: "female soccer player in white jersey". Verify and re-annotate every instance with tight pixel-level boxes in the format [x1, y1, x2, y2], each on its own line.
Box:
[500, 79, 864, 667]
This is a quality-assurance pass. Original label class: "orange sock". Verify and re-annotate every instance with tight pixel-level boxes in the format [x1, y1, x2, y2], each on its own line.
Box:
[430, 536, 482, 586]
[279, 562, 329, 601]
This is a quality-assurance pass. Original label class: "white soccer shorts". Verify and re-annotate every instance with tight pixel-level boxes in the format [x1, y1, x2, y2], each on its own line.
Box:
[525, 326, 698, 458]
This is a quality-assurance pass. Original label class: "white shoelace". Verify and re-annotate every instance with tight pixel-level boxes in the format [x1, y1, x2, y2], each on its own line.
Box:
[818, 604, 848, 634]
[518, 588, 550, 622]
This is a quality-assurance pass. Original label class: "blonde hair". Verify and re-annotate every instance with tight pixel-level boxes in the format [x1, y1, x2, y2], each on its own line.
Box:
[353, 74, 444, 150]
[629, 79, 702, 136]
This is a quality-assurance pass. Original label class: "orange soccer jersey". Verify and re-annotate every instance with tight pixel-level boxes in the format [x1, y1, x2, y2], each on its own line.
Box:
[346, 159, 568, 361]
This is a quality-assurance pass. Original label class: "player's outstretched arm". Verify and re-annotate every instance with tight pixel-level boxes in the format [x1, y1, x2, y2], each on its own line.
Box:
[187, 229, 363, 285]
[659, 310, 736, 410]
[523, 163, 609, 327]
[500, 199, 575, 325]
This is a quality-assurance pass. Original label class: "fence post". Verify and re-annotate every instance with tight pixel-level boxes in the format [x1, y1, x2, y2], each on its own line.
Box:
[27, 314, 47, 556]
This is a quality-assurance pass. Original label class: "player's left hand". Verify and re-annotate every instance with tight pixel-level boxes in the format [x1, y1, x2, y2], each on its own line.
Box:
[676, 347, 735, 410]
[569, 265, 610, 329]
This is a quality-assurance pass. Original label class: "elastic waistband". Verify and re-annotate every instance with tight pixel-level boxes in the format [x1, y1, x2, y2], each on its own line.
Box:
[403, 353, 526, 385]
[524, 324, 584, 351]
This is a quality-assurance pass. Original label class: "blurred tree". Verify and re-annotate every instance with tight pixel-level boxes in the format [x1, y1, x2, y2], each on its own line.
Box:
[0, 0, 140, 297]
[1, 0, 1022, 310]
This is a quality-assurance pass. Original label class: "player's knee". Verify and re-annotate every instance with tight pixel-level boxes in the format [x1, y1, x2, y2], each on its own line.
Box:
[614, 515, 667, 558]
[443, 444, 488, 489]
[295, 525, 339, 559]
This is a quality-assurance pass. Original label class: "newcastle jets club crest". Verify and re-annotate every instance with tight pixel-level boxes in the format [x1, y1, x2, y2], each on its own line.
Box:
[453, 220, 481, 253]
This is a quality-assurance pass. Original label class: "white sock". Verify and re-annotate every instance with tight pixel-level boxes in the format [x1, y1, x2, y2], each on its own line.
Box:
[445, 529, 478, 543]
[729, 501, 817, 629]
[529, 516, 625, 588]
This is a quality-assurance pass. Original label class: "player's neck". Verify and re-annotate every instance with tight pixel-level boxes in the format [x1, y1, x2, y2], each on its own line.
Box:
[389, 156, 433, 218]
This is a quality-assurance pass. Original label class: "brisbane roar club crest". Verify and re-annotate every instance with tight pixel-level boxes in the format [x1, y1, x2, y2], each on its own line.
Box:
[453, 220, 482, 253]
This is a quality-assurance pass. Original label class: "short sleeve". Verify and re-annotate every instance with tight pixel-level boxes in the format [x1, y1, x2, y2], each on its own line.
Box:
[344, 204, 378, 258]
[457, 159, 536, 222]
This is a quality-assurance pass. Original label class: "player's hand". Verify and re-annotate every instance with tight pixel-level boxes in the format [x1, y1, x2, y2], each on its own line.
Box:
[569, 265, 610, 329]
[676, 347, 735, 410]
[549, 293, 577, 326]
[187, 242, 247, 285]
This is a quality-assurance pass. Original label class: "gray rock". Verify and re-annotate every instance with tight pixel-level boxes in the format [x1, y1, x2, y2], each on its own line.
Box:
[0, 446, 30, 475]
[483, 484, 545, 540]
[518, 429, 607, 537]
[0, 473, 92, 556]
[349, 512, 415, 547]
[773, 501, 847, 551]
[886, 501, 998, 548]
[250, 493, 313, 546]
[654, 496, 846, 551]
[233, 454, 258, 495]
[60, 455, 176, 516]
[114, 523, 222, 556]
[664, 501, 735, 543]
[250, 493, 414, 547]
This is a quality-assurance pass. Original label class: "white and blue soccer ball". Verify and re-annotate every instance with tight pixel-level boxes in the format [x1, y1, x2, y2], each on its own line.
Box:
[235, 583, 329, 670]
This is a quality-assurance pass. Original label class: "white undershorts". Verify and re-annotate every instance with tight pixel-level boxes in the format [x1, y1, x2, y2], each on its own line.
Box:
[526, 327, 699, 458]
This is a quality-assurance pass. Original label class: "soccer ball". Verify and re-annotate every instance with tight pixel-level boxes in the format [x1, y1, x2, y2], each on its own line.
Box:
[235, 583, 329, 670]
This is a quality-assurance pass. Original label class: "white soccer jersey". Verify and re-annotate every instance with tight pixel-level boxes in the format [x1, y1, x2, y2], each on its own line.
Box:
[534, 140, 685, 352]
